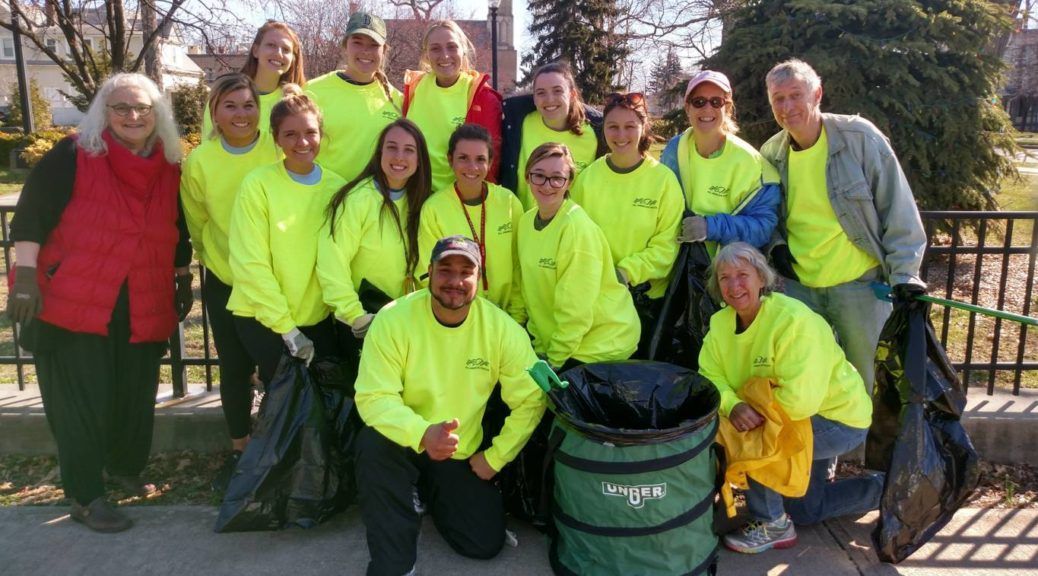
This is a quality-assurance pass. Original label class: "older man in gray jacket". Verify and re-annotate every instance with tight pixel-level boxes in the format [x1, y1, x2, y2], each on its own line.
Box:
[760, 58, 927, 393]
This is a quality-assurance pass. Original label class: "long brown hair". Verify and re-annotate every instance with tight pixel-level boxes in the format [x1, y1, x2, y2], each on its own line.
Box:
[532, 62, 587, 136]
[241, 21, 307, 88]
[205, 73, 260, 140]
[327, 119, 433, 277]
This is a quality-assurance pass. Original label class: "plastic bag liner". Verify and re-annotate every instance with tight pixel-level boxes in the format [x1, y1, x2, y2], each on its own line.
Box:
[214, 354, 362, 532]
[552, 361, 720, 445]
[647, 241, 719, 370]
[865, 300, 981, 563]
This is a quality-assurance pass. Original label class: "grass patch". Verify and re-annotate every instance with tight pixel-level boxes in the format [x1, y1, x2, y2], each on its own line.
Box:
[0, 167, 25, 197]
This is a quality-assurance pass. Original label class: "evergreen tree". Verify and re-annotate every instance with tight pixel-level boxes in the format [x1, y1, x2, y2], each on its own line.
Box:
[523, 0, 630, 103]
[706, 0, 1018, 211]
[7, 79, 53, 130]
[649, 49, 684, 108]
[171, 80, 210, 137]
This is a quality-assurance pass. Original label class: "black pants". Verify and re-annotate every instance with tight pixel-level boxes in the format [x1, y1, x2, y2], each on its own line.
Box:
[203, 270, 256, 440]
[356, 426, 505, 576]
[232, 314, 339, 386]
[35, 287, 165, 505]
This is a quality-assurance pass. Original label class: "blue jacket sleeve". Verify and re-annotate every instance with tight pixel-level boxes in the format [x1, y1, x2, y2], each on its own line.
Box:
[704, 182, 780, 249]
[660, 135, 681, 190]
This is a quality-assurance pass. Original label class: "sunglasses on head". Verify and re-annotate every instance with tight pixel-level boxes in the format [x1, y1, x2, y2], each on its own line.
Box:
[689, 96, 728, 109]
[605, 92, 646, 108]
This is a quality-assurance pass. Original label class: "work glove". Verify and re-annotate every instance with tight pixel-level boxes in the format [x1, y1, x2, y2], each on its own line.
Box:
[6, 265, 42, 325]
[615, 267, 630, 286]
[282, 328, 315, 365]
[351, 313, 375, 339]
[175, 272, 194, 322]
[677, 216, 708, 243]
[892, 282, 926, 305]
[769, 244, 799, 282]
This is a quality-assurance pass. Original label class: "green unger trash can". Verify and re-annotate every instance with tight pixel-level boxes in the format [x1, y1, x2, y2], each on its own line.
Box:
[541, 361, 721, 576]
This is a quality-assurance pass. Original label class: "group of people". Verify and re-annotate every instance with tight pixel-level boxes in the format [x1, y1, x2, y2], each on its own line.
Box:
[4, 9, 928, 574]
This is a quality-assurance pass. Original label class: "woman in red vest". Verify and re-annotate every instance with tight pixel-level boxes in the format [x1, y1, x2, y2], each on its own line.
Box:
[6, 73, 192, 533]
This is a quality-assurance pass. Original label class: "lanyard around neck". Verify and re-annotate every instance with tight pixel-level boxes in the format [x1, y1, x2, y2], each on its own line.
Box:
[454, 183, 489, 291]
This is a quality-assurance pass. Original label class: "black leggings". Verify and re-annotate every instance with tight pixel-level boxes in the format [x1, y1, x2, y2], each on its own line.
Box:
[202, 270, 257, 440]
[232, 313, 340, 386]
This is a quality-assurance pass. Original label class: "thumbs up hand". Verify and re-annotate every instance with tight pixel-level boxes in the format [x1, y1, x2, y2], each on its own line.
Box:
[421, 418, 460, 461]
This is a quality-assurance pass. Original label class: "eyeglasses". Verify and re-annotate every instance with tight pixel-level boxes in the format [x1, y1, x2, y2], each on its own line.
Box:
[689, 96, 728, 109]
[528, 172, 568, 189]
[605, 92, 646, 108]
[108, 104, 153, 117]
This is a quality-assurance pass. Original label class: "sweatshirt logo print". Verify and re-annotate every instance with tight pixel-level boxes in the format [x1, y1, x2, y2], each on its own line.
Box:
[632, 197, 658, 209]
[707, 185, 729, 197]
[497, 222, 513, 234]
[602, 482, 666, 509]
[452, 116, 466, 128]
[753, 355, 772, 368]
[381, 110, 400, 120]
[538, 257, 557, 270]
[466, 357, 490, 370]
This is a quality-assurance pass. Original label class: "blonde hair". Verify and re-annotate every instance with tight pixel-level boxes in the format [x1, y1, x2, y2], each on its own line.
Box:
[77, 73, 182, 164]
[419, 20, 476, 74]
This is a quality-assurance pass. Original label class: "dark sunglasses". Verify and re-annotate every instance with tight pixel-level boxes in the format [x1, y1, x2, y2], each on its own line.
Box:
[605, 92, 646, 108]
[689, 96, 728, 109]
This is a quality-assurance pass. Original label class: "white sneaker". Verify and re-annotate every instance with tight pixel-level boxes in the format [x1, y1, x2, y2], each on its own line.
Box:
[723, 514, 798, 554]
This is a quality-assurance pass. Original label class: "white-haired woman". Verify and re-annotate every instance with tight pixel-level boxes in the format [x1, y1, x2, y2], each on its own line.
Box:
[697, 242, 881, 554]
[6, 73, 193, 532]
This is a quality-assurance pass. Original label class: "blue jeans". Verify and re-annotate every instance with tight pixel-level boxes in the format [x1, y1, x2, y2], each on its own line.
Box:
[745, 415, 884, 524]
[781, 269, 891, 394]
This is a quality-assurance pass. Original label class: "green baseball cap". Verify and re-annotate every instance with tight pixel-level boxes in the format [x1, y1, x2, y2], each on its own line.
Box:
[345, 12, 387, 45]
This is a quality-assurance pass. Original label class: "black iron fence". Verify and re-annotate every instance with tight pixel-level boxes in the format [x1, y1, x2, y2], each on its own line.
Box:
[1, 206, 1036, 397]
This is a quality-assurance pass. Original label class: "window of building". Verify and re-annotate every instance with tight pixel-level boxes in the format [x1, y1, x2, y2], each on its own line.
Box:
[45, 38, 59, 54]
[2, 38, 15, 59]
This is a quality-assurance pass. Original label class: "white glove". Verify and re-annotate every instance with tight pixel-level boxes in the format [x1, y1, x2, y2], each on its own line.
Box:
[351, 313, 376, 339]
[282, 328, 315, 365]
[677, 216, 708, 243]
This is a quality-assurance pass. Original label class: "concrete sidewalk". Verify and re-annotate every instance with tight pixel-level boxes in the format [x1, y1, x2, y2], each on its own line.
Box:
[0, 505, 1034, 575]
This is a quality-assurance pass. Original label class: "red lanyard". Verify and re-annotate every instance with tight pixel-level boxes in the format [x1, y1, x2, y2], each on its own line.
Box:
[455, 183, 489, 291]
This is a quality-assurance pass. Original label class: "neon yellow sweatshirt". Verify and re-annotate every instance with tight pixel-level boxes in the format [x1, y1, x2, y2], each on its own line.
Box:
[355, 290, 546, 471]
[226, 162, 345, 333]
[516, 200, 640, 367]
[697, 292, 872, 428]
[202, 88, 285, 139]
[516, 112, 599, 210]
[308, 72, 403, 183]
[317, 178, 413, 325]
[180, 134, 281, 285]
[405, 73, 473, 191]
[418, 183, 524, 316]
[569, 155, 683, 298]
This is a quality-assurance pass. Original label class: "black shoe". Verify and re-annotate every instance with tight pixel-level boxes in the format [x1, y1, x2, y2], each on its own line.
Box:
[106, 474, 157, 497]
[70, 498, 133, 533]
[211, 450, 242, 493]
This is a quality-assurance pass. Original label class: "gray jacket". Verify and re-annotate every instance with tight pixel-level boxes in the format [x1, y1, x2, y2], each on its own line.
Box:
[760, 113, 926, 287]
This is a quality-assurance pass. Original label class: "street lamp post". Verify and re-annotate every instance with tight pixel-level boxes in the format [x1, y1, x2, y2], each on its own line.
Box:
[488, 0, 500, 91]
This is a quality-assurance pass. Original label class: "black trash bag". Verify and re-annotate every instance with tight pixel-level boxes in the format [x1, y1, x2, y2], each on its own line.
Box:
[214, 354, 363, 532]
[553, 361, 719, 445]
[499, 412, 555, 530]
[648, 240, 719, 369]
[865, 300, 981, 563]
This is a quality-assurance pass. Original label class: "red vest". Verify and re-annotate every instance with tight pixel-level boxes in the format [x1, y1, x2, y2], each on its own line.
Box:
[36, 132, 182, 342]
